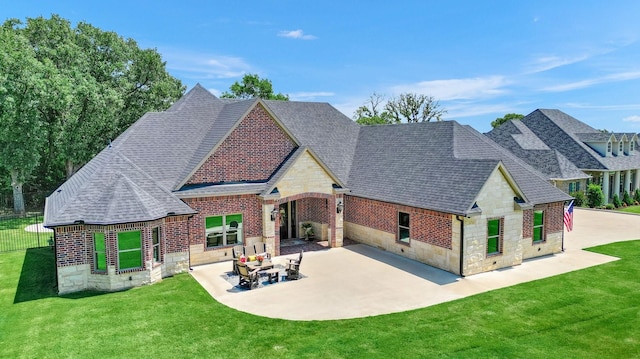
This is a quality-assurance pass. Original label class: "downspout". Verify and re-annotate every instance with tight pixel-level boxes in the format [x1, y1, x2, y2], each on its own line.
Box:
[456, 215, 465, 277]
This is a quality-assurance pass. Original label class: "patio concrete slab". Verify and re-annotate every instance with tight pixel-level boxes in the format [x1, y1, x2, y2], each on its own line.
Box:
[190, 208, 640, 321]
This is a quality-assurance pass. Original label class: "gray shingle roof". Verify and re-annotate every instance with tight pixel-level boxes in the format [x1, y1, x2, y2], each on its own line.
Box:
[45, 86, 572, 226]
[347, 121, 570, 215]
[44, 150, 195, 226]
[491, 109, 640, 172]
[486, 119, 589, 180]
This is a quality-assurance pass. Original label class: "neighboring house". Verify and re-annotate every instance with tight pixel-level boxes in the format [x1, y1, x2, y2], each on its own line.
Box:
[487, 109, 640, 203]
[45, 85, 571, 294]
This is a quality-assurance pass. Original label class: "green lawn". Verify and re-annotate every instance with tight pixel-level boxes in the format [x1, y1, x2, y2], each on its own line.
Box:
[1, 242, 639, 358]
[617, 205, 640, 214]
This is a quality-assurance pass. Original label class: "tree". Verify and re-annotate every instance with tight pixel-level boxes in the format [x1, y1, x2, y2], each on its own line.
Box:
[353, 93, 393, 125]
[8, 15, 185, 182]
[491, 113, 524, 128]
[586, 183, 605, 208]
[385, 93, 446, 123]
[221, 73, 289, 100]
[0, 25, 45, 213]
[354, 92, 446, 125]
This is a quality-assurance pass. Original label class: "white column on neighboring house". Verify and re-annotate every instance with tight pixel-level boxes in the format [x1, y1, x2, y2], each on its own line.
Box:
[624, 170, 632, 194]
[602, 172, 610, 203]
[614, 171, 621, 199]
[634, 169, 640, 193]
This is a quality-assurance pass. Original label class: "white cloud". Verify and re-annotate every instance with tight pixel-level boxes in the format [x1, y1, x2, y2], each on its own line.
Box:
[563, 103, 640, 110]
[525, 54, 590, 73]
[541, 70, 640, 92]
[289, 91, 335, 101]
[623, 115, 640, 122]
[389, 76, 511, 101]
[160, 48, 253, 79]
[278, 29, 317, 40]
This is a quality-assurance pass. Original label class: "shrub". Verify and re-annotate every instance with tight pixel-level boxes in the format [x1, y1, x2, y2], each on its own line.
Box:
[570, 191, 585, 207]
[612, 194, 622, 208]
[635, 190, 640, 204]
[605, 203, 615, 210]
[586, 183, 604, 208]
[622, 191, 634, 206]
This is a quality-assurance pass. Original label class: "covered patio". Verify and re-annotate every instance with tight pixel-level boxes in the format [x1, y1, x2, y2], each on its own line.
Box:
[190, 208, 640, 321]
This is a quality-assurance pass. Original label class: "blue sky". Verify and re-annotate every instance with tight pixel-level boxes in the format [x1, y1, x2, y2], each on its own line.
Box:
[4, 1, 640, 133]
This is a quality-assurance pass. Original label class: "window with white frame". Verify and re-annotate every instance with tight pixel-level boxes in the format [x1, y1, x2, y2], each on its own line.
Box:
[607, 141, 612, 153]
[205, 214, 243, 247]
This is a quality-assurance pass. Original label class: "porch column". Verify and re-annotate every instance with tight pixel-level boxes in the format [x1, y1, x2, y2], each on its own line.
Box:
[634, 169, 640, 194]
[335, 195, 344, 248]
[602, 172, 610, 203]
[261, 201, 278, 256]
[624, 170, 632, 194]
[614, 171, 621, 200]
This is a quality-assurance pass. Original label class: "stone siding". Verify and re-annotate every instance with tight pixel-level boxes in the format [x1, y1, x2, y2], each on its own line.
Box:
[462, 167, 523, 275]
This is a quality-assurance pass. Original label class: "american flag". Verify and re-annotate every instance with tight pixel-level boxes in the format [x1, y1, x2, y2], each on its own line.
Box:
[564, 200, 574, 232]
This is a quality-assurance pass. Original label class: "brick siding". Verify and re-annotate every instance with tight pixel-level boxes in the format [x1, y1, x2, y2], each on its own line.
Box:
[183, 194, 263, 246]
[187, 104, 297, 184]
[54, 217, 190, 271]
[345, 195, 452, 249]
[522, 202, 564, 240]
[297, 197, 329, 223]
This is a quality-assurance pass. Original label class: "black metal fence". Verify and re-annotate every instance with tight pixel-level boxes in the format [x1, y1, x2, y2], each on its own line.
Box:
[0, 213, 53, 252]
[0, 191, 49, 215]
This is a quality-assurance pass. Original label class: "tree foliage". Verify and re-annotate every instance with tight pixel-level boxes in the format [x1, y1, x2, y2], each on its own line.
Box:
[586, 183, 605, 208]
[0, 25, 45, 213]
[491, 113, 524, 129]
[221, 73, 288, 100]
[0, 15, 185, 212]
[354, 92, 446, 125]
[353, 93, 393, 125]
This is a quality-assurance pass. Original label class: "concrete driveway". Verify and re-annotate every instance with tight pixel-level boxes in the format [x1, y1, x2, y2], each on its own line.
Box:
[190, 208, 640, 321]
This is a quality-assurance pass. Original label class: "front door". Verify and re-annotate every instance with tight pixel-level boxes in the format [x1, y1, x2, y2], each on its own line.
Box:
[279, 201, 297, 239]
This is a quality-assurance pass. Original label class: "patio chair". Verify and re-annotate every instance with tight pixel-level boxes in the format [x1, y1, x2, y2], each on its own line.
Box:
[286, 250, 303, 280]
[236, 261, 260, 290]
[244, 243, 257, 258]
[254, 242, 271, 259]
[231, 245, 243, 274]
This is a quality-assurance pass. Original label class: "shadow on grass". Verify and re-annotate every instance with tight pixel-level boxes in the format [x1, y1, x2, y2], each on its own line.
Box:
[13, 247, 109, 303]
[13, 247, 58, 303]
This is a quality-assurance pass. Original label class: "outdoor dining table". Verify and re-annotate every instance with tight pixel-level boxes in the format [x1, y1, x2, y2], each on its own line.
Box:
[246, 260, 274, 271]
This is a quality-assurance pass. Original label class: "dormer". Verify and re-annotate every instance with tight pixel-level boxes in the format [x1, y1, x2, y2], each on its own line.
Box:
[577, 132, 617, 157]
[627, 134, 638, 155]
[614, 134, 627, 156]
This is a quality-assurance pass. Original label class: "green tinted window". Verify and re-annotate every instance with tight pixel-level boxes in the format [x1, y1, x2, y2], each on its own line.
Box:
[205, 216, 223, 229]
[488, 219, 500, 237]
[487, 219, 500, 254]
[117, 231, 142, 269]
[94, 233, 106, 271]
[226, 214, 242, 225]
[534, 211, 543, 226]
[119, 250, 142, 269]
[533, 211, 544, 242]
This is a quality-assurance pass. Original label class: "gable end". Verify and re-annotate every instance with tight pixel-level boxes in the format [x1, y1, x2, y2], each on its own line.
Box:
[186, 103, 298, 185]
